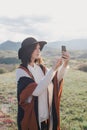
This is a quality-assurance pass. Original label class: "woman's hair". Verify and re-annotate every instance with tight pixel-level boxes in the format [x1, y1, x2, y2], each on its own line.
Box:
[18, 43, 43, 68]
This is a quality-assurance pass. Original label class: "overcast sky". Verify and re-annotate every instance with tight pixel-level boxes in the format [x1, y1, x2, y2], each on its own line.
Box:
[0, 0, 87, 43]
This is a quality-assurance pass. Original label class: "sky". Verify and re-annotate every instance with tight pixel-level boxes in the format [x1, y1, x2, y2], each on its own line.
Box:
[0, 0, 87, 43]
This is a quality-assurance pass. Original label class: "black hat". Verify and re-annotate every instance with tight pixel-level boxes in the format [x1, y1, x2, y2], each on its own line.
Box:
[18, 37, 47, 59]
[21, 37, 47, 50]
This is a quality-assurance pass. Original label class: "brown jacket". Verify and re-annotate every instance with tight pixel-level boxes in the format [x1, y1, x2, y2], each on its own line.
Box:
[17, 65, 63, 130]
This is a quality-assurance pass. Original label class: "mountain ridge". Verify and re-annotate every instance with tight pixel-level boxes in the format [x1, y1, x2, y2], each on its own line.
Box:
[0, 40, 21, 51]
[0, 39, 87, 51]
[46, 39, 87, 50]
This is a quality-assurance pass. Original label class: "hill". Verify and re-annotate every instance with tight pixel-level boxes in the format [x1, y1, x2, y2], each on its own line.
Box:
[0, 40, 21, 51]
[0, 39, 87, 70]
[0, 39, 87, 51]
[46, 39, 87, 51]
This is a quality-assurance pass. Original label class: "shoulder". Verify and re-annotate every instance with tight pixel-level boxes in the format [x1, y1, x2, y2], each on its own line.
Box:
[18, 76, 34, 87]
[16, 68, 30, 82]
[17, 76, 35, 94]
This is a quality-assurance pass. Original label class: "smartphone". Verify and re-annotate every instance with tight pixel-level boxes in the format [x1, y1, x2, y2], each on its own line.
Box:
[61, 45, 66, 59]
[61, 45, 66, 52]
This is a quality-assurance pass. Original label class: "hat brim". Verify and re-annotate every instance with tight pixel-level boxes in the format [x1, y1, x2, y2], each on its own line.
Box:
[33, 41, 47, 50]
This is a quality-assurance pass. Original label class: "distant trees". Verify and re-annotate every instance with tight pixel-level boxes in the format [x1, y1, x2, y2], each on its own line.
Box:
[78, 65, 87, 72]
[0, 57, 20, 64]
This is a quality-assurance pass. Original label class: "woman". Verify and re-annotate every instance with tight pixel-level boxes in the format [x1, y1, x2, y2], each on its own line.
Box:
[16, 37, 70, 130]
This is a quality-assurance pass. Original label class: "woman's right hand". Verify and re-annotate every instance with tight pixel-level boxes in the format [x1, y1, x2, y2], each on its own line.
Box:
[52, 57, 62, 71]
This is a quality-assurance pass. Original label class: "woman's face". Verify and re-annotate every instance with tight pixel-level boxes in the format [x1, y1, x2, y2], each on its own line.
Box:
[31, 43, 41, 61]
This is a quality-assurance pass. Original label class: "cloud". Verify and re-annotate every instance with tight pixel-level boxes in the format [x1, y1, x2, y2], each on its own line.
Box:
[0, 15, 51, 27]
[0, 15, 52, 40]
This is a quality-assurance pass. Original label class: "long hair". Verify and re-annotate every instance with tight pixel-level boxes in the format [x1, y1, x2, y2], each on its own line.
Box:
[18, 44, 43, 68]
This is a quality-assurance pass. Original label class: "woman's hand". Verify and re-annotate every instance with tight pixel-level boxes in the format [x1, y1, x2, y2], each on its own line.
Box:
[62, 51, 70, 67]
[52, 57, 63, 71]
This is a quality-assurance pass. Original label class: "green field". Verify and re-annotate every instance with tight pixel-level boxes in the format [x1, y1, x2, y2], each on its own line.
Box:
[60, 68, 87, 130]
[0, 67, 87, 130]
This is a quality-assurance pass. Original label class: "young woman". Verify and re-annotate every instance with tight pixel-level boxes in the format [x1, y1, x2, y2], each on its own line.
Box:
[16, 37, 70, 130]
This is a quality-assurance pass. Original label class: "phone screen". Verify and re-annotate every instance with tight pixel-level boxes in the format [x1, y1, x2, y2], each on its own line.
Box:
[61, 45, 66, 59]
[61, 45, 66, 52]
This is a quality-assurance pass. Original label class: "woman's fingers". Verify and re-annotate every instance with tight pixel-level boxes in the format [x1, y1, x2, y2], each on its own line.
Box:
[62, 51, 70, 60]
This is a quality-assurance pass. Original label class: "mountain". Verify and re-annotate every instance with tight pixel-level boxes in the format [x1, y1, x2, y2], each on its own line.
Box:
[46, 39, 87, 50]
[0, 40, 21, 51]
[0, 39, 87, 51]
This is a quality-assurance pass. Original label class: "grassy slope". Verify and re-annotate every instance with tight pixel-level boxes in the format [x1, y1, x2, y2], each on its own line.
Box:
[0, 68, 87, 130]
[60, 69, 87, 130]
[0, 71, 17, 130]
